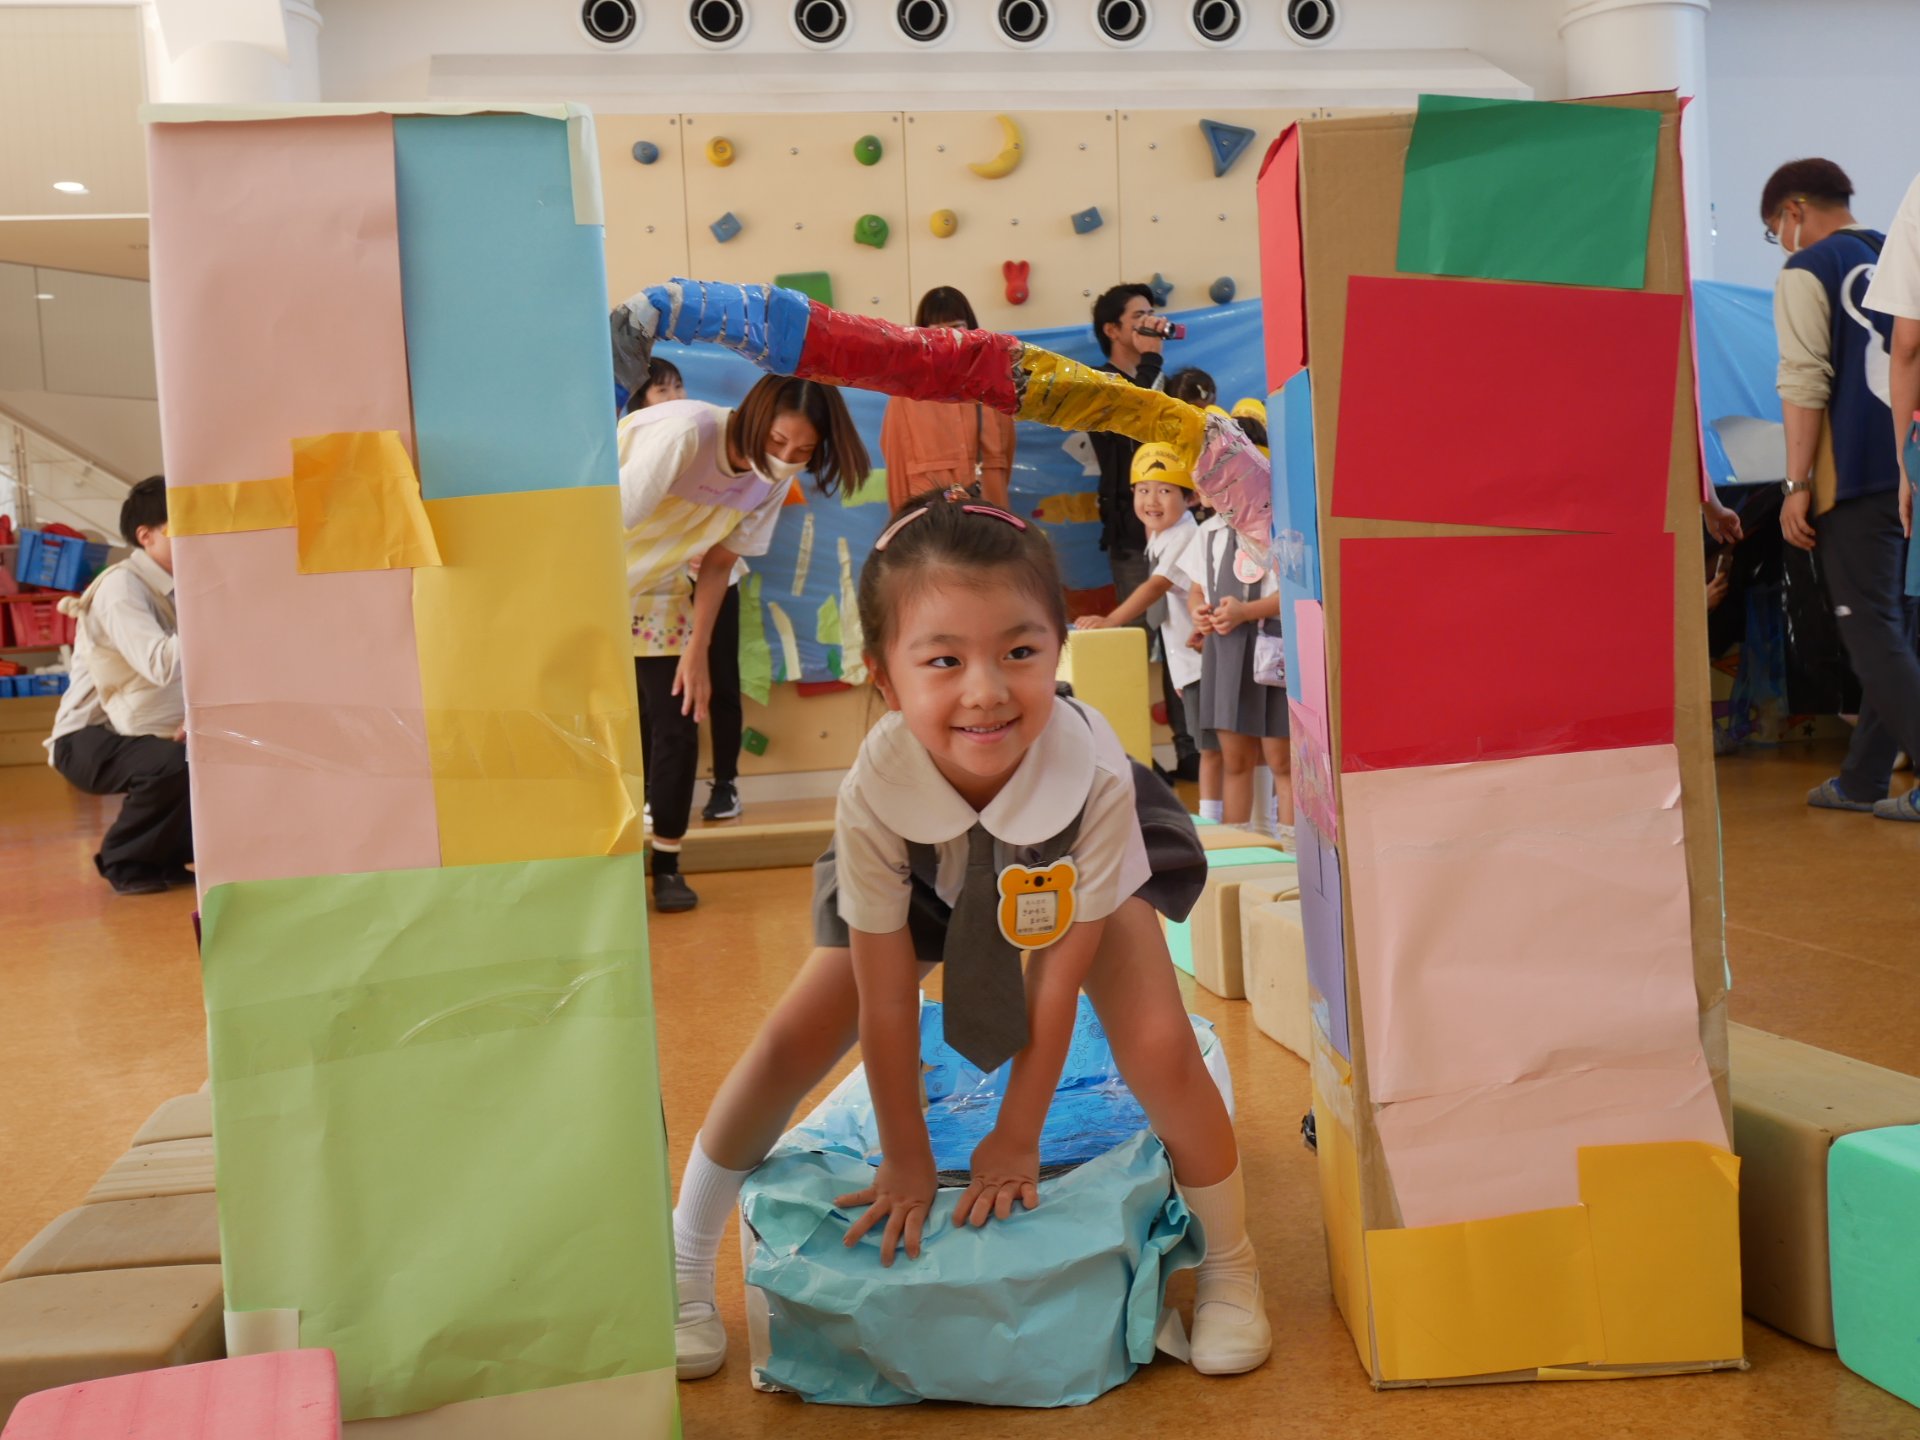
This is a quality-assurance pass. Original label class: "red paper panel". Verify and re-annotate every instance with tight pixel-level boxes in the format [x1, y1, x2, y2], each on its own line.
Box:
[1333, 276, 1683, 534]
[1257, 126, 1306, 392]
[1339, 534, 1674, 771]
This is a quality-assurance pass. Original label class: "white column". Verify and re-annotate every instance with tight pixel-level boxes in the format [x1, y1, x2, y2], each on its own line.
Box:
[143, 0, 323, 105]
[1560, 0, 1714, 278]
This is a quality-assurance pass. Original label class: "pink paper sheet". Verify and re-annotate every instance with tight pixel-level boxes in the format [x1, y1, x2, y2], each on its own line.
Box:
[147, 116, 415, 489]
[1288, 600, 1336, 838]
[1342, 746, 1725, 1227]
[176, 530, 440, 891]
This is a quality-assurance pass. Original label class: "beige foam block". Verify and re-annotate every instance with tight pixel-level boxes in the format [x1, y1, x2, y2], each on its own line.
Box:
[2, 1194, 221, 1282]
[196, 1080, 210, 1095]
[1191, 862, 1298, 1001]
[1730, 1023, 1920, 1348]
[132, 1094, 214, 1148]
[82, 1140, 216, 1207]
[1198, 826, 1289, 853]
[0, 1265, 225, 1426]
[1058, 628, 1152, 768]
[345, 1366, 677, 1438]
[1242, 897, 1311, 1062]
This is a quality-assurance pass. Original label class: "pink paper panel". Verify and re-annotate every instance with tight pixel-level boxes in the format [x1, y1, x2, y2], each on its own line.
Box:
[147, 116, 415, 489]
[175, 529, 440, 890]
[1342, 746, 1726, 1227]
[1331, 275, 1682, 533]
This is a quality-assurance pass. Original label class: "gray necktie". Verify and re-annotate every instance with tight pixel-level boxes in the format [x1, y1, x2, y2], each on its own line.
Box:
[941, 823, 1031, 1073]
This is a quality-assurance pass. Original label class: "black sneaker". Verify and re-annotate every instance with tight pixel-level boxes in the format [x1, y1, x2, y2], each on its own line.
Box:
[107, 866, 169, 896]
[701, 781, 742, 822]
[652, 870, 700, 912]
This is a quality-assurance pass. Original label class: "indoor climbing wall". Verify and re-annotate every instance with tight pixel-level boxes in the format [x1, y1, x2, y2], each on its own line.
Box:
[597, 106, 1331, 329]
[1266, 93, 1743, 1388]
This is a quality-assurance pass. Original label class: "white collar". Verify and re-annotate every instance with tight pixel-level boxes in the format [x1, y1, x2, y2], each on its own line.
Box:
[859, 698, 1096, 847]
[124, 547, 175, 598]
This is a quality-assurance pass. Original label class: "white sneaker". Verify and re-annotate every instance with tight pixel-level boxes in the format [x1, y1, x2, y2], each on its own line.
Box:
[675, 1301, 727, 1380]
[1189, 1270, 1272, 1376]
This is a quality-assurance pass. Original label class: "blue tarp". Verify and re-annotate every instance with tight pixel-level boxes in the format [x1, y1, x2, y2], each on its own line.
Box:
[1693, 278, 1783, 488]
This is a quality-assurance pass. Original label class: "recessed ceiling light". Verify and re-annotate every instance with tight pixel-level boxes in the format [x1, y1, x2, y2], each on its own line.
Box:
[52, 180, 88, 195]
[35, 293, 54, 301]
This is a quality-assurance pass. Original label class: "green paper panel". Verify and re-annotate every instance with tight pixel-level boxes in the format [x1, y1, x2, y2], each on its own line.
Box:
[203, 853, 675, 1422]
[1397, 95, 1660, 291]
[738, 572, 773, 705]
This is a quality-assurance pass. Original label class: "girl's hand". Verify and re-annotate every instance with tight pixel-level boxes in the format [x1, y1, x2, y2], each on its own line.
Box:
[1074, 613, 1113, 630]
[837, 1153, 938, 1267]
[1187, 631, 1206, 652]
[1211, 596, 1245, 634]
[672, 647, 712, 722]
[956, 1129, 1040, 1229]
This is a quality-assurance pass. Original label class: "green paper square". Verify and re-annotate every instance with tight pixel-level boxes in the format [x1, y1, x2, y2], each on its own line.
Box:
[203, 853, 676, 1423]
[1397, 95, 1661, 291]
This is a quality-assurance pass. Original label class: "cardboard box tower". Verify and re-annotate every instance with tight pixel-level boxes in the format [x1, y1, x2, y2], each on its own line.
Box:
[1261, 92, 1745, 1385]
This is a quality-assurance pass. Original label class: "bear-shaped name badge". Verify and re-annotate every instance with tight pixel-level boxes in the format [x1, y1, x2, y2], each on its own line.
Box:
[995, 859, 1078, 950]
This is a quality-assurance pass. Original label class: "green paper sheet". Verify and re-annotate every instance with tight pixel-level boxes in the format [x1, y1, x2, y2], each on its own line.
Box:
[202, 853, 676, 1422]
[817, 594, 842, 648]
[842, 468, 890, 508]
[738, 572, 773, 705]
[1397, 95, 1660, 291]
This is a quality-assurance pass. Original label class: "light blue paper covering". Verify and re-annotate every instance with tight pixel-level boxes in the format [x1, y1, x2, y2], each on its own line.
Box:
[1271, 370, 1319, 698]
[394, 114, 618, 500]
[739, 999, 1212, 1407]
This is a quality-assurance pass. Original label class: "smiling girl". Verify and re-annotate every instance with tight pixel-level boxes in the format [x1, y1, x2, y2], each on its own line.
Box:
[668, 487, 1271, 1384]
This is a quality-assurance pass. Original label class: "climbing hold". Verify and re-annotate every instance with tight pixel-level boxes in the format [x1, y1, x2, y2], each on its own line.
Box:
[1071, 206, 1104, 235]
[854, 134, 884, 166]
[710, 211, 743, 243]
[969, 115, 1025, 179]
[1209, 276, 1237, 304]
[631, 140, 660, 165]
[775, 271, 835, 306]
[1199, 119, 1258, 178]
[854, 214, 891, 249]
[1003, 259, 1031, 306]
[929, 208, 958, 238]
[705, 136, 736, 167]
[1148, 273, 1175, 307]
[742, 727, 769, 757]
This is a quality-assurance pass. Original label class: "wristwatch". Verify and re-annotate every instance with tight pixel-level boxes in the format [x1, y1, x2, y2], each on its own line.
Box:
[1782, 479, 1813, 496]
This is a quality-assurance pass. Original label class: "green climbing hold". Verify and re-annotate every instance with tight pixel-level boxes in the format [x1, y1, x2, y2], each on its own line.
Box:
[775, 271, 835, 306]
[854, 213, 891, 249]
[854, 134, 884, 166]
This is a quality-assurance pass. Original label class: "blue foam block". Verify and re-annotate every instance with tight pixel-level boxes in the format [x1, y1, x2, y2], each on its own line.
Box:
[1830, 1124, 1920, 1408]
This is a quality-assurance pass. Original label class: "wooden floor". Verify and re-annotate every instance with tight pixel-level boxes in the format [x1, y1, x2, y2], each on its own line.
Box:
[3, 742, 1918, 1437]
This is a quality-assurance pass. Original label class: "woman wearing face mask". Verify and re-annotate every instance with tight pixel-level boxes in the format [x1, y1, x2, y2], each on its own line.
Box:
[880, 287, 1018, 511]
[620, 375, 870, 911]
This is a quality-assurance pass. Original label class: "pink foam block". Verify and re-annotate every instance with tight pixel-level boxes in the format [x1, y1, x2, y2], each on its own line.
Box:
[3, 1349, 339, 1440]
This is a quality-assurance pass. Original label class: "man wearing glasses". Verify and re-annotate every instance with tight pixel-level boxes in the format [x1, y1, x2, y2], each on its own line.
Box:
[1764, 158, 1920, 820]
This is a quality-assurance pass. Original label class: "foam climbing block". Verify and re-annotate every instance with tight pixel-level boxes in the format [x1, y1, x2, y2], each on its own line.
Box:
[1197, 825, 1288, 853]
[1187, 850, 1298, 1000]
[1, 1195, 220, 1283]
[1729, 1023, 1920, 1347]
[1241, 894, 1310, 1061]
[1058, 628, 1152, 767]
[131, 1095, 213, 1148]
[1830, 1124, 1920, 1407]
[1, 1349, 337, 1440]
[0, 1267, 225, 1428]
[81, 1141, 215, 1207]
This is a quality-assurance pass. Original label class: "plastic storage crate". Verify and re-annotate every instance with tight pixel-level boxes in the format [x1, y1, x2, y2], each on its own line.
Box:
[1, 596, 76, 648]
[14, 530, 109, 592]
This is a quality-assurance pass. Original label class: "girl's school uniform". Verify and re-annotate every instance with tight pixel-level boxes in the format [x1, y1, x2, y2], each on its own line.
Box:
[1180, 516, 1288, 740]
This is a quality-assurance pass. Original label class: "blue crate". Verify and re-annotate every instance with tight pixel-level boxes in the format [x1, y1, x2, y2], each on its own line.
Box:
[15, 531, 110, 592]
[18, 673, 69, 697]
[0, 677, 16, 697]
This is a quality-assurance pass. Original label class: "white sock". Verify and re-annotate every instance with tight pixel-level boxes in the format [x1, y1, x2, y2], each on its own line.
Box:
[1199, 799, 1224, 822]
[672, 1135, 754, 1314]
[1179, 1165, 1259, 1316]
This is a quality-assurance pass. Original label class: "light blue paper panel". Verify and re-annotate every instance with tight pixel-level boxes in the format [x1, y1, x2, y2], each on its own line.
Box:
[395, 114, 618, 499]
[654, 299, 1266, 684]
[1271, 369, 1319, 695]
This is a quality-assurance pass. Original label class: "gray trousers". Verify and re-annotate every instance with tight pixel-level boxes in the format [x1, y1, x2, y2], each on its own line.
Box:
[1821, 488, 1920, 801]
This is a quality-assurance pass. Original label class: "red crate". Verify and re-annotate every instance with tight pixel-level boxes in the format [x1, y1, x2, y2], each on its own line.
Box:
[2, 595, 75, 648]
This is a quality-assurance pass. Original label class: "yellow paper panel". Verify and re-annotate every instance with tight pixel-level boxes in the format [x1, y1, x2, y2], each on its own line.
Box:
[293, 430, 443, 574]
[413, 487, 643, 867]
[1578, 1141, 1743, 1365]
[1365, 1206, 1605, 1381]
[1312, 1072, 1371, 1374]
[168, 476, 296, 536]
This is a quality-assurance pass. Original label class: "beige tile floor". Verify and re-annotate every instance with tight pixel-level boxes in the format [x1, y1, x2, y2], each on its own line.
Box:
[3, 740, 1917, 1437]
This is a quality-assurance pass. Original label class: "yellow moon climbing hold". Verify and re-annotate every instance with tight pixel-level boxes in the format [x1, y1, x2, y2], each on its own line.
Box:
[968, 115, 1024, 179]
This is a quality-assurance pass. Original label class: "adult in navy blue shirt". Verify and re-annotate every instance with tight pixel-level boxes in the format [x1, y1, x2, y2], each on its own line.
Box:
[1765, 158, 1920, 820]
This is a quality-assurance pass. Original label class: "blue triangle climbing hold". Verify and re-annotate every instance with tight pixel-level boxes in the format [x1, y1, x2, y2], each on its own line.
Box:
[1200, 119, 1258, 179]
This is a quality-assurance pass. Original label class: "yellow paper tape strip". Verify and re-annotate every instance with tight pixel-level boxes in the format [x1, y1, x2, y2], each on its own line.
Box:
[292, 430, 442, 575]
[168, 476, 297, 537]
